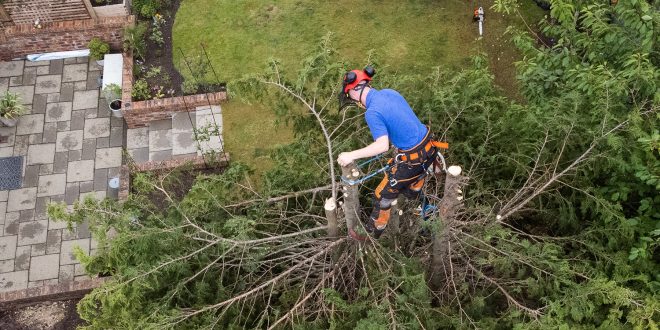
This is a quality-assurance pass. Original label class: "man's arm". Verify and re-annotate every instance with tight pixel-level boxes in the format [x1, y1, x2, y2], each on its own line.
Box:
[337, 135, 389, 167]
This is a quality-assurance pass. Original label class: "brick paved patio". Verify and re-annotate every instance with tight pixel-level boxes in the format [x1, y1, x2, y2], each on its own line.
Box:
[0, 57, 124, 293]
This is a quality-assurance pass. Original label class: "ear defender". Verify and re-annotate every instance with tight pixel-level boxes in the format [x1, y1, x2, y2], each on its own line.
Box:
[364, 66, 375, 78]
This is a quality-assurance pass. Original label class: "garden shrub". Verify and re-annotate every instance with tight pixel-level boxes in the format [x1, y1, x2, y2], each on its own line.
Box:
[88, 38, 110, 61]
[132, 79, 151, 100]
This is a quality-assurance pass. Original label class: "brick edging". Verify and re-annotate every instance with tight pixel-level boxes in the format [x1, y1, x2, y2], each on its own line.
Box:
[1, 16, 134, 37]
[0, 16, 135, 61]
[120, 51, 228, 128]
[0, 277, 110, 309]
[118, 154, 230, 201]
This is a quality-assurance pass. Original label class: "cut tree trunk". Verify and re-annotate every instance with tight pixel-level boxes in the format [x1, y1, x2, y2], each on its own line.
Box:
[431, 165, 466, 291]
[340, 163, 361, 237]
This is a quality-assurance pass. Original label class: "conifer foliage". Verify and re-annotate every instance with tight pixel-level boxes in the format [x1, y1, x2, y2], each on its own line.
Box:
[49, 1, 658, 328]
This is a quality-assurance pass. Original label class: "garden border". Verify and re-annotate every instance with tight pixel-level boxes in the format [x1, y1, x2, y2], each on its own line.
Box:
[120, 51, 228, 128]
[0, 277, 110, 310]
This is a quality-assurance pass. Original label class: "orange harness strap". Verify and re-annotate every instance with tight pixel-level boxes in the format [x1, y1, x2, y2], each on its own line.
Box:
[397, 140, 449, 162]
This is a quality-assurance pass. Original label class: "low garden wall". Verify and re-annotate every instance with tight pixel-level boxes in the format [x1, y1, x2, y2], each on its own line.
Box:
[0, 16, 134, 61]
[118, 154, 230, 201]
[120, 52, 228, 128]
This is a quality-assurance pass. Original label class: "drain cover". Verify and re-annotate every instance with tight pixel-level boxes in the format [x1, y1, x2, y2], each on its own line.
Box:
[0, 156, 23, 190]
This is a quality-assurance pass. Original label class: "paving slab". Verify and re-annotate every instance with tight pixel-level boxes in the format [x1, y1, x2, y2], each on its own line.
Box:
[0, 201, 5, 224]
[0, 259, 14, 273]
[79, 191, 106, 201]
[0, 235, 17, 260]
[0, 61, 24, 77]
[45, 102, 73, 122]
[149, 129, 172, 152]
[4, 212, 19, 235]
[49, 60, 64, 75]
[8, 85, 34, 105]
[42, 122, 58, 143]
[37, 66, 50, 76]
[27, 143, 55, 165]
[46, 93, 60, 103]
[150, 150, 172, 162]
[65, 182, 80, 205]
[72, 90, 99, 110]
[32, 94, 47, 114]
[35, 197, 49, 220]
[95, 147, 122, 169]
[55, 130, 83, 152]
[60, 82, 74, 102]
[13, 135, 29, 156]
[60, 238, 90, 265]
[16, 114, 45, 135]
[13, 246, 29, 271]
[62, 63, 88, 82]
[83, 117, 110, 139]
[17, 220, 48, 246]
[35, 75, 62, 94]
[0, 78, 8, 94]
[96, 137, 109, 148]
[37, 173, 67, 197]
[173, 132, 197, 155]
[67, 160, 95, 182]
[0, 270, 28, 293]
[46, 229, 62, 254]
[0, 147, 12, 157]
[9, 76, 22, 86]
[23, 67, 36, 85]
[31, 243, 46, 256]
[7, 188, 37, 212]
[59, 264, 74, 281]
[53, 151, 68, 173]
[127, 127, 149, 149]
[128, 148, 149, 163]
[29, 254, 59, 281]
[110, 127, 123, 147]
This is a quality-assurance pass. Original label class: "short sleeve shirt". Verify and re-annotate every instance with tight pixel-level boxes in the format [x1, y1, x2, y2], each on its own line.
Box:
[364, 89, 428, 150]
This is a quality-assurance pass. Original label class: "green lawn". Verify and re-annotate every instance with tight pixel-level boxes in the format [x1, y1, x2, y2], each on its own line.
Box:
[173, 0, 546, 173]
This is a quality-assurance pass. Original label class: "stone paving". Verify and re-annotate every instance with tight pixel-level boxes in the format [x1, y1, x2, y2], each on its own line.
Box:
[127, 105, 223, 163]
[0, 57, 124, 293]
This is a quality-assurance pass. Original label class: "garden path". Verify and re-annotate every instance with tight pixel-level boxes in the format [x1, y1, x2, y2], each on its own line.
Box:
[0, 57, 123, 293]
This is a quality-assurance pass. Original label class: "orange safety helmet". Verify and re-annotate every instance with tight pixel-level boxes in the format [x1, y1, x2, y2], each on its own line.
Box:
[342, 66, 375, 93]
[338, 66, 375, 109]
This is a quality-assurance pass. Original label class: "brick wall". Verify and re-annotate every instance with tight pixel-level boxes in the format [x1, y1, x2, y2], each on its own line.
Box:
[120, 52, 229, 128]
[118, 154, 230, 201]
[0, 16, 134, 61]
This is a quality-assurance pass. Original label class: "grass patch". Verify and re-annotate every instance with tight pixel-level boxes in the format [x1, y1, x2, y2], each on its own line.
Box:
[221, 100, 293, 175]
[173, 0, 546, 175]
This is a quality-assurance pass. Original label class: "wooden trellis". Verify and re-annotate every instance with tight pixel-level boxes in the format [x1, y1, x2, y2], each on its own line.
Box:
[1, 0, 92, 26]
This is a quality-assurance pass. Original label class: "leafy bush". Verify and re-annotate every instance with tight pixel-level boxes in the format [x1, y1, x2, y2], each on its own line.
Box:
[123, 23, 148, 59]
[0, 92, 26, 119]
[149, 14, 166, 46]
[181, 80, 199, 95]
[132, 0, 170, 18]
[131, 79, 151, 101]
[102, 83, 122, 101]
[88, 38, 110, 61]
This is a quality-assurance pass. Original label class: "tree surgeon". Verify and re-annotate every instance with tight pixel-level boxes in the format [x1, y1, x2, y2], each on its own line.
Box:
[337, 67, 447, 238]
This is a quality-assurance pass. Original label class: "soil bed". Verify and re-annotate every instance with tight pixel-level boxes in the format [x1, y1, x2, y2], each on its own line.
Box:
[91, 0, 123, 6]
[0, 299, 86, 330]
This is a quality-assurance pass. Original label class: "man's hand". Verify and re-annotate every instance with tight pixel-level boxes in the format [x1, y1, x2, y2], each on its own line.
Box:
[337, 152, 355, 167]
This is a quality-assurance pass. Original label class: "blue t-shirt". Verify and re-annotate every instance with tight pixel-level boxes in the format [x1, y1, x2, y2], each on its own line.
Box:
[364, 89, 428, 150]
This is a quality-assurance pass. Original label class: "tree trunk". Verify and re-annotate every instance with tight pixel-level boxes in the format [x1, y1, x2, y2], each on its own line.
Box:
[340, 163, 361, 237]
[325, 197, 338, 238]
[431, 165, 465, 291]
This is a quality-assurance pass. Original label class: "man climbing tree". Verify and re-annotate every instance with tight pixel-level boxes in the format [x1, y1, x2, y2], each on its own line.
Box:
[337, 67, 446, 238]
